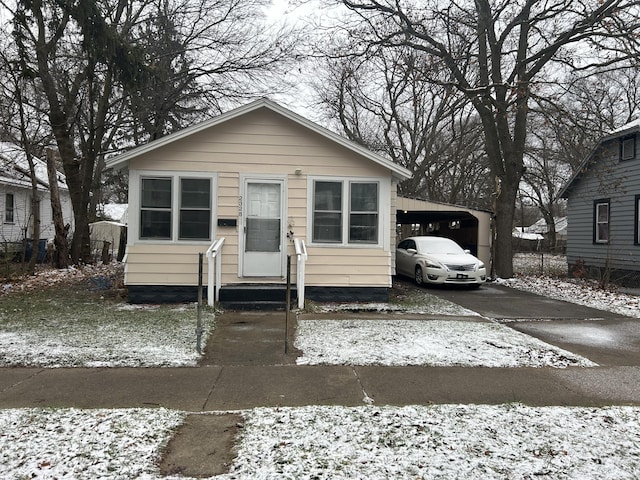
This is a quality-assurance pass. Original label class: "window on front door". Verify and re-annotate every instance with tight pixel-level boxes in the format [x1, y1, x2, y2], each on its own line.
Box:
[312, 179, 379, 245]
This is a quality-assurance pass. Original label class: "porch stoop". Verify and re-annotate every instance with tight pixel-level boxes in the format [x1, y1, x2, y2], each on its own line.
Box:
[218, 284, 297, 311]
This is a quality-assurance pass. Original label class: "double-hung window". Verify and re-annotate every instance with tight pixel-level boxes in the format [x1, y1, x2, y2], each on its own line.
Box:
[139, 174, 212, 241]
[312, 179, 379, 245]
[635, 195, 640, 245]
[594, 199, 610, 244]
[4, 193, 14, 224]
[179, 178, 211, 240]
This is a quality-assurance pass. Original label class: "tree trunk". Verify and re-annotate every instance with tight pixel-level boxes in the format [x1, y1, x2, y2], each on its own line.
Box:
[492, 177, 517, 278]
[26, 196, 40, 274]
[46, 149, 70, 268]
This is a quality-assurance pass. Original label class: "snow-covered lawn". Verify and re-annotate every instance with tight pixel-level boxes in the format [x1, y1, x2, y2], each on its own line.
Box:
[295, 319, 596, 367]
[2, 405, 640, 479]
[0, 264, 214, 367]
[2, 256, 640, 479]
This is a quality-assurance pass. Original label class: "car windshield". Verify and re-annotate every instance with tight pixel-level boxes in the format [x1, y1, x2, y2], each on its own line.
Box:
[415, 238, 465, 255]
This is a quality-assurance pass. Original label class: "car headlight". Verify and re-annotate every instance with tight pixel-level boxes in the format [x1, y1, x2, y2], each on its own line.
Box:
[424, 260, 444, 269]
[477, 261, 485, 270]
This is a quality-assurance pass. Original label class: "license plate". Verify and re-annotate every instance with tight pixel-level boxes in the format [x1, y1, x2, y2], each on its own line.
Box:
[456, 273, 468, 279]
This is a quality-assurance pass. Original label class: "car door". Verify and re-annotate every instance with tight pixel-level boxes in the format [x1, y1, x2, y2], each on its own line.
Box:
[396, 239, 415, 276]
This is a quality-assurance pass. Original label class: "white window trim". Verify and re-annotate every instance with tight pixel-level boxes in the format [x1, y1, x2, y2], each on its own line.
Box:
[594, 200, 609, 244]
[307, 175, 390, 249]
[130, 170, 217, 245]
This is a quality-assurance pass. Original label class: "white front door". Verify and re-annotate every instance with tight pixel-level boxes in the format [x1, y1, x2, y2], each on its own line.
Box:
[242, 179, 285, 277]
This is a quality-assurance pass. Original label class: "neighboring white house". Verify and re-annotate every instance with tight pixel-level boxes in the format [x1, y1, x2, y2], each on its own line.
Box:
[0, 142, 74, 249]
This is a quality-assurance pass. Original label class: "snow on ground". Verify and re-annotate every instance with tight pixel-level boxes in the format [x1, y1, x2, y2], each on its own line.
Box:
[1, 256, 640, 479]
[295, 319, 596, 368]
[499, 276, 640, 319]
[2, 405, 640, 479]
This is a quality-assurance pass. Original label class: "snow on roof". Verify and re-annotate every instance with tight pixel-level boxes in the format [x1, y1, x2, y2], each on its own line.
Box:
[608, 118, 640, 136]
[512, 228, 544, 241]
[0, 142, 68, 191]
[100, 203, 128, 224]
[527, 217, 567, 234]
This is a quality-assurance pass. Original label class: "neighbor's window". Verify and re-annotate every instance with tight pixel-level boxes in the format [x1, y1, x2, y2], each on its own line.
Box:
[179, 178, 211, 240]
[312, 179, 379, 245]
[621, 136, 635, 161]
[140, 177, 172, 239]
[635, 195, 640, 245]
[594, 199, 610, 244]
[4, 193, 14, 223]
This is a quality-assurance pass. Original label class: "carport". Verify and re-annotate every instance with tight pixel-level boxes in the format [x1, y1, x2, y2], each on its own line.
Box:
[396, 196, 492, 268]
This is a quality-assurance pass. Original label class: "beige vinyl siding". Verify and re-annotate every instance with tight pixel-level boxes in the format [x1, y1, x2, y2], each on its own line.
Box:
[126, 108, 398, 289]
[303, 247, 391, 287]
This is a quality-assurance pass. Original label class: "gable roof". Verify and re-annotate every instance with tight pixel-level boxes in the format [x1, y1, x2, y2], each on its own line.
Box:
[559, 120, 640, 198]
[0, 142, 68, 191]
[105, 98, 412, 180]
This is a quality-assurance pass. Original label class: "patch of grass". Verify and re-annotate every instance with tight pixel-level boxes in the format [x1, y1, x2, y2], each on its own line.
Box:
[0, 279, 215, 367]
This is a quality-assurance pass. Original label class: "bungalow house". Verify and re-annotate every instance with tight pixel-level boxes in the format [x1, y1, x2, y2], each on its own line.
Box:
[560, 120, 640, 286]
[106, 99, 412, 306]
[0, 142, 73, 258]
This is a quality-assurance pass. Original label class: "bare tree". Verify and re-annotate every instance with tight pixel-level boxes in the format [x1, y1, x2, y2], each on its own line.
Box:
[522, 68, 640, 249]
[6, 0, 299, 264]
[330, 0, 640, 277]
[315, 48, 491, 208]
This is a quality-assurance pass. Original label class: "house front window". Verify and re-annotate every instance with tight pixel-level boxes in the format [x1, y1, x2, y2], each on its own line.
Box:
[349, 182, 379, 243]
[4, 193, 14, 223]
[139, 174, 213, 241]
[140, 177, 172, 239]
[179, 178, 211, 240]
[594, 199, 610, 244]
[312, 179, 380, 245]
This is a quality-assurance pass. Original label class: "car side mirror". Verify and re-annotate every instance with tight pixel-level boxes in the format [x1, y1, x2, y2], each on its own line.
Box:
[464, 249, 470, 254]
[407, 248, 417, 255]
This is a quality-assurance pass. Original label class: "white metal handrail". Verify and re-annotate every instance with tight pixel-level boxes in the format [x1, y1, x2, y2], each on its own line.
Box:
[206, 237, 225, 306]
[294, 238, 307, 309]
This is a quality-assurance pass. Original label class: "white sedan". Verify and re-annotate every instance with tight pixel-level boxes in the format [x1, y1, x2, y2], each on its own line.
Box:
[396, 236, 487, 287]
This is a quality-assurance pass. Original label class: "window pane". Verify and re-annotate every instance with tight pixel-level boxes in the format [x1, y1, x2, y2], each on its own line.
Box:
[314, 181, 342, 211]
[597, 204, 609, 222]
[181, 178, 210, 208]
[5, 193, 14, 223]
[351, 183, 378, 212]
[350, 213, 378, 243]
[313, 212, 342, 243]
[140, 210, 171, 239]
[349, 182, 378, 243]
[595, 203, 609, 243]
[142, 178, 171, 208]
[246, 218, 280, 251]
[179, 210, 211, 240]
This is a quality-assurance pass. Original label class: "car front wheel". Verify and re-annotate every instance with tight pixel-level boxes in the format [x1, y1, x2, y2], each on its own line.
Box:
[414, 265, 424, 286]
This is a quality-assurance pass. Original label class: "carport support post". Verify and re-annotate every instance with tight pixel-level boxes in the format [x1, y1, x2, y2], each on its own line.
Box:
[285, 255, 291, 354]
[196, 252, 204, 354]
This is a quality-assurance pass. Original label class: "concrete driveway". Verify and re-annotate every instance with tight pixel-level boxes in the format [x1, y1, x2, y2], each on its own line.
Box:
[420, 281, 640, 366]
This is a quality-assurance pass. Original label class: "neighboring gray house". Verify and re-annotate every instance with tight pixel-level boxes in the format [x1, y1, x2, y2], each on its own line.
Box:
[560, 120, 640, 286]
